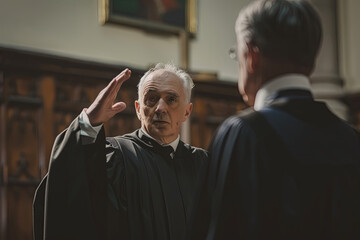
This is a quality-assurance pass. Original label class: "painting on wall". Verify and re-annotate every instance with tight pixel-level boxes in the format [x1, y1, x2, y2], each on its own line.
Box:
[99, 0, 197, 35]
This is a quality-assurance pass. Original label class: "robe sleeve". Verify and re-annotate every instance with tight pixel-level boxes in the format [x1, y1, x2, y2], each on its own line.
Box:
[187, 116, 260, 240]
[33, 116, 107, 240]
[103, 138, 130, 239]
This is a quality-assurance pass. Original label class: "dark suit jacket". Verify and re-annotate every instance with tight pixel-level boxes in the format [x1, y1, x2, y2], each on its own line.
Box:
[188, 89, 360, 240]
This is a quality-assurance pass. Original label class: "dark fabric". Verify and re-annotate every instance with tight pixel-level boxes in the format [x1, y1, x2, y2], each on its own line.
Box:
[188, 90, 360, 240]
[33, 120, 208, 240]
[138, 131, 175, 159]
[33, 118, 107, 240]
[105, 130, 208, 240]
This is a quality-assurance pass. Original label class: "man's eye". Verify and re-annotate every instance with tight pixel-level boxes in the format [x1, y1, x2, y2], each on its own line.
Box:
[145, 96, 158, 106]
[148, 97, 157, 102]
[167, 96, 177, 103]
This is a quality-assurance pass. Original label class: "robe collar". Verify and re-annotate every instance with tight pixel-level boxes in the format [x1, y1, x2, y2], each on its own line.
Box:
[140, 128, 179, 152]
[254, 74, 312, 111]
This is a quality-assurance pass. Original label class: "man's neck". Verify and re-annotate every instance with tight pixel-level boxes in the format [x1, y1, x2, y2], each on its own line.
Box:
[140, 128, 180, 151]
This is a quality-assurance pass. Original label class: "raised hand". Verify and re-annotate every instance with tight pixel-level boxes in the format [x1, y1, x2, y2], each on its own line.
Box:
[86, 68, 131, 126]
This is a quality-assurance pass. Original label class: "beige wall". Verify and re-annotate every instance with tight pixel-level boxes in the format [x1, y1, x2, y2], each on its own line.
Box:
[338, 0, 360, 92]
[1, 0, 359, 90]
[0, 0, 250, 81]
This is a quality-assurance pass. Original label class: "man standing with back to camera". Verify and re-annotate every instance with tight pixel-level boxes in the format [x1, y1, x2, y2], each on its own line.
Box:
[188, 0, 360, 239]
[33, 63, 208, 240]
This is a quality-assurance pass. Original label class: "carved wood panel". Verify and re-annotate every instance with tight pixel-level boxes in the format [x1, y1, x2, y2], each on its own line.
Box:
[190, 95, 247, 149]
[7, 186, 36, 240]
[3, 73, 43, 240]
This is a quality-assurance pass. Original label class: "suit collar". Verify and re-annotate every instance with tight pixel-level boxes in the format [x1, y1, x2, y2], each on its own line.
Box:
[254, 74, 312, 110]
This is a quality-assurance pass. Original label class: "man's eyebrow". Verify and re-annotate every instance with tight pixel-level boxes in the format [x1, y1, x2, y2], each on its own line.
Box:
[167, 92, 179, 97]
[144, 88, 157, 95]
[144, 88, 179, 98]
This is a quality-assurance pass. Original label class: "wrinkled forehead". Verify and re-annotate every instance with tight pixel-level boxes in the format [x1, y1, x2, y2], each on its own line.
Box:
[142, 69, 184, 94]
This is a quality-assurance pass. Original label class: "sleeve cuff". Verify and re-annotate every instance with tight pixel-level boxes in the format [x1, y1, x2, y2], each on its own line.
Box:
[79, 109, 103, 144]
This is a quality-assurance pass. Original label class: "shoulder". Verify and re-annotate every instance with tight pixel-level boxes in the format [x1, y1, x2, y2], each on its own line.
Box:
[104, 135, 137, 165]
[221, 107, 263, 132]
[216, 112, 257, 141]
[180, 143, 209, 169]
[106, 135, 132, 149]
[182, 142, 208, 158]
[106, 129, 141, 149]
[210, 111, 261, 161]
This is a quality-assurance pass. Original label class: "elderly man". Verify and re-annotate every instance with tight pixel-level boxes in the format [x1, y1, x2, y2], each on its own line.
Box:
[188, 0, 360, 239]
[33, 63, 208, 240]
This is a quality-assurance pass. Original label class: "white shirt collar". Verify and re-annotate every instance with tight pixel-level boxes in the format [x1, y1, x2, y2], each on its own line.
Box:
[140, 128, 179, 152]
[254, 74, 312, 111]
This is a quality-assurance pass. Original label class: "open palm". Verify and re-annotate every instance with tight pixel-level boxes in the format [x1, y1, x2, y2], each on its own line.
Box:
[86, 68, 132, 126]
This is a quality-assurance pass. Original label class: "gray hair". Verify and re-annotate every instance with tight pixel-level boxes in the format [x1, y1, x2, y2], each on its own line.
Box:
[137, 63, 194, 103]
[235, 0, 322, 68]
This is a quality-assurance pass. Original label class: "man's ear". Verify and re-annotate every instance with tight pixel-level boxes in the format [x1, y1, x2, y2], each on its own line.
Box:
[246, 43, 261, 73]
[182, 103, 193, 121]
[135, 100, 141, 120]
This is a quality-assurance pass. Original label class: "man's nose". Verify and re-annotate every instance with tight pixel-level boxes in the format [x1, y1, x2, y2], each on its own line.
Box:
[155, 98, 167, 113]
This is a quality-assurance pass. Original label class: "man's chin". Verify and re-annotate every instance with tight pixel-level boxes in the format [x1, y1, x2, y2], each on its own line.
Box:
[150, 125, 170, 135]
[152, 122, 170, 130]
[149, 129, 176, 143]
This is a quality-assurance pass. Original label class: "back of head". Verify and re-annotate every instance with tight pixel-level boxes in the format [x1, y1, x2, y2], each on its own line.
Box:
[236, 0, 323, 70]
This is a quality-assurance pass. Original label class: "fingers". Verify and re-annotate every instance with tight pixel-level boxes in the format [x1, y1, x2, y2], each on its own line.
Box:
[87, 69, 130, 125]
[114, 68, 131, 83]
[112, 102, 126, 113]
[108, 68, 132, 96]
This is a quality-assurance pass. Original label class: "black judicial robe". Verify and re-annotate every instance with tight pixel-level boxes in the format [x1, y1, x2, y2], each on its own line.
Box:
[188, 90, 360, 240]
[33, 117, 208, 240]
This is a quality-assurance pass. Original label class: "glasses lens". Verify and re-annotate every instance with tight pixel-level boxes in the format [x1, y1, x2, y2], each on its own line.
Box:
[229, 45, 237, 60]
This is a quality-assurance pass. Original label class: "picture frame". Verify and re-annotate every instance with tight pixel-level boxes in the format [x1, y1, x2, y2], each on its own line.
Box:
[99, 0, 197, 36]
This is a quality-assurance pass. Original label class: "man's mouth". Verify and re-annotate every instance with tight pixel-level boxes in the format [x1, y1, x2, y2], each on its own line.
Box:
[153, 120, 168, 124]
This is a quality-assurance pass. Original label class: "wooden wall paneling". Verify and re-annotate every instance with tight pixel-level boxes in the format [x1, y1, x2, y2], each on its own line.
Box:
[54, 75, 91, 114]
[7, 184, 35, 240]
[190, 97, 207, 148]
[40, 76, 55, 175]
[52, 74, 95, 136]
[191, 96, 246, 149]
[5, 73, 43, 240]
[190, 80, 246, 149]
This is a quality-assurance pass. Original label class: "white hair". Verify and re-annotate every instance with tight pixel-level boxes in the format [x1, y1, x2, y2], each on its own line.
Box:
[137, 63, 194, 103]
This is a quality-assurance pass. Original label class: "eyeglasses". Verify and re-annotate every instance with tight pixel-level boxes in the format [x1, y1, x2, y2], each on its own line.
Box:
[228, 45, 238, 61]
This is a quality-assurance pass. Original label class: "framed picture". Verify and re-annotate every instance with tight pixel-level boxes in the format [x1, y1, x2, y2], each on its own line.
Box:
[99, 0, 197, 36]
